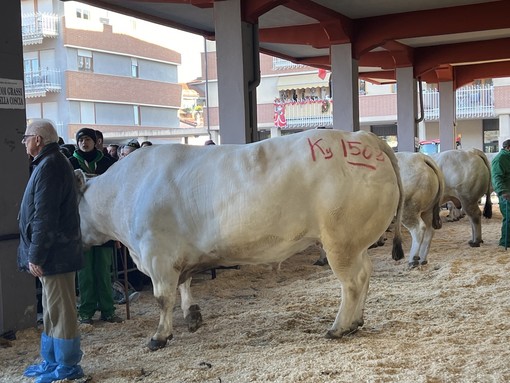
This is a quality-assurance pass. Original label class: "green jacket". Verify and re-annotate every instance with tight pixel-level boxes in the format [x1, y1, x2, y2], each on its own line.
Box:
[491, 149, 510, 196]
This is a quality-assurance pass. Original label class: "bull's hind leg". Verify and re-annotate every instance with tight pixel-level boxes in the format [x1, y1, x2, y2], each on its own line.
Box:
[463, 201, 483, 247]
[148, 266, 180, 351]
[325, 248, 372, 338]
[178, 278, 202, 332]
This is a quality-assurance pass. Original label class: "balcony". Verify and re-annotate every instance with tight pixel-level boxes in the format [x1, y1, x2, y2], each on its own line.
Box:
[24, 69, 62, 98]
[272, 57, 307, 71]
[272, 84, 495, 129]
[274, 99, 333, 129]
[423, 84, 495, 120]
[21, 12, 59, 46]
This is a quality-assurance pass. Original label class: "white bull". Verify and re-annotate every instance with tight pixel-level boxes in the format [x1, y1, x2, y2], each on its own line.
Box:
[395, 152, 445, 267]
[75, 129, 404, 350]
[430, 148, 492, 246]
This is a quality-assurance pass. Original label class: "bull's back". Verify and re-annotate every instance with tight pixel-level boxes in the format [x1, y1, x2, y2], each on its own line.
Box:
[85, 130, 400, 264]
[431, 149, 490, 202]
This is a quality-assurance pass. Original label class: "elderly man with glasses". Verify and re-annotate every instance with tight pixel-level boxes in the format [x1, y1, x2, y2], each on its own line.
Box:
[18, 119, 85, 383]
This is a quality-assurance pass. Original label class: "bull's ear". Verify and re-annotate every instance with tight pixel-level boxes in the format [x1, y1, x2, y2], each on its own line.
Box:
[74, 169, 87, 192]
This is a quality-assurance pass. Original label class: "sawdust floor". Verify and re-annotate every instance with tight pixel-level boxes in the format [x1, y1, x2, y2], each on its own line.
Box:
[1, 205, 510, 383]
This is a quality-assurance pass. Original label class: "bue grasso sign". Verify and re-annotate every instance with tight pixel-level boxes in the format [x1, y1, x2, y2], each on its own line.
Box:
[0, 78, 24, 109]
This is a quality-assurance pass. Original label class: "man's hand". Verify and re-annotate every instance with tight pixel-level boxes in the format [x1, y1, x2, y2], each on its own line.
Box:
[28, 262, 43, 277]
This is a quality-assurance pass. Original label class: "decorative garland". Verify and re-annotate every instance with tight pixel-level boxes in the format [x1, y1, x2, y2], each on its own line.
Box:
[321, 100, 330, 113]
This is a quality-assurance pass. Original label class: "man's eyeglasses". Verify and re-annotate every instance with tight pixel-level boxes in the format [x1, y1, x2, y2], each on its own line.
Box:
[21, 134, 36, 143]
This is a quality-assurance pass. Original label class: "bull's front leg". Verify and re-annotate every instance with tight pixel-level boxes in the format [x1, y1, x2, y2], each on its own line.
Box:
[178, 278, 202, 332]
[148, 271, 180, 351]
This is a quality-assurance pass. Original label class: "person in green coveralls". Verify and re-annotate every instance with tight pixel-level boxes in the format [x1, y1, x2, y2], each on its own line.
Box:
[68, 128, 123, 324]
[491, 139, 510, 247]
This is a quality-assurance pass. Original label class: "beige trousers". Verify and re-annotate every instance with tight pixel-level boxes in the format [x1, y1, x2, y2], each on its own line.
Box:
[40, 272, 80, 340]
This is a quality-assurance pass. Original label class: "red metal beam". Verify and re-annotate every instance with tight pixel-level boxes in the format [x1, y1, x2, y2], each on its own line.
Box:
[259, 24, 330, 48]
[455, 61, 510, 88]
[243, 0, 289, 24]
[414, 37, 510, 79]
[354, 1, 510, 58]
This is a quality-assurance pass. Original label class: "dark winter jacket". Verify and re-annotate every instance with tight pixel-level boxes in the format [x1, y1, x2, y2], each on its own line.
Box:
[18, 142, 83, 275]
[68, 149, 115, 175]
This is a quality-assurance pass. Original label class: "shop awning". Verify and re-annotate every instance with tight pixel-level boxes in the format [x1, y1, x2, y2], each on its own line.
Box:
[276, 73, 330, 91]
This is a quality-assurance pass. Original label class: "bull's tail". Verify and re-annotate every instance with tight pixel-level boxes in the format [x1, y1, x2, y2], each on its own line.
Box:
[424, 156, 445, 230]
[472, 148, 493, 219]
[377, 141, 404, 261]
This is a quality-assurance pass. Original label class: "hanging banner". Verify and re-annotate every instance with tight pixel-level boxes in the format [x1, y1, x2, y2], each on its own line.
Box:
[0, 78, 25, 109]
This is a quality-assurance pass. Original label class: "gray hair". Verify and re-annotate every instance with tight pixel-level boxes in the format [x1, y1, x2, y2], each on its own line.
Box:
[26, 118, 59, 145]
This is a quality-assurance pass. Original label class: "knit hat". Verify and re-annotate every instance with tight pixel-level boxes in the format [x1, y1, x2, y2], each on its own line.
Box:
[126, 139, 140, 149]
[76, 128, 97, 144]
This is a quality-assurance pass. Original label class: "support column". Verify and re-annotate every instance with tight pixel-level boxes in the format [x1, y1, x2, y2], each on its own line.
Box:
[270, 127, 281, 138]
[0, 1, 35, 335]
[439, 81, 456, 151]
[214, 0, 259, 144]
[330, 44, 359, 131]
[396, 67, 418, 152]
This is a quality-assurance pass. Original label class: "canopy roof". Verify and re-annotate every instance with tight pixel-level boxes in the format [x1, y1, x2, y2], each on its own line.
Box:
[67, 0, 510, 88]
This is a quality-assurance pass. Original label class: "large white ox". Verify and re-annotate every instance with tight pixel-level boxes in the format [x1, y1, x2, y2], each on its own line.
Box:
[395, 152, 445, 267]
[75, 129, 404, 350]
[430, 148, 492, 246]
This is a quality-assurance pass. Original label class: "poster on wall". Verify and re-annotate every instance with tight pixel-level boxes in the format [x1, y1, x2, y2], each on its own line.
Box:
[0, 78, 24, 109]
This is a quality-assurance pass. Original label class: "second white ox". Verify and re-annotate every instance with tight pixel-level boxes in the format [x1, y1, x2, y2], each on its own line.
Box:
[395, 152, 445, 267]
[75, 129, 404, 350]
[430, 148, 492, 247]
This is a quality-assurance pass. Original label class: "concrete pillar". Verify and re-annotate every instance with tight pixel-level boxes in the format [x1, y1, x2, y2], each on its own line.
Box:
[498, 114, 510, 147]
[418, 120, 427, 141]
[439, 81, 456, 151]
[209, 130, 220, 144]
[0, 1, 35, 335]
[330, 44, 359, 131]
[270, 127, 281, 138]
[396, 67, 418, 152]
[214, 0, 259, 144]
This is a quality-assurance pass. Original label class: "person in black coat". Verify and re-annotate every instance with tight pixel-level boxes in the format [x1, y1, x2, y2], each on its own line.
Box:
[18, 118, 84, 382]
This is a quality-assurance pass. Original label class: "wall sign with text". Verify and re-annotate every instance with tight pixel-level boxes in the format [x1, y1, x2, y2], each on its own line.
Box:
[0, 78, 25, 109]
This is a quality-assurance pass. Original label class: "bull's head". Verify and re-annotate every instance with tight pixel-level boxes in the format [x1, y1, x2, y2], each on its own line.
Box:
[74, 169, 98, 198]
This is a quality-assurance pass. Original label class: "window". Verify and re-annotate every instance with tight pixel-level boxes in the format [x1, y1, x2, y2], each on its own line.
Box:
[76, 8, 90, 20]
[359, 80, 366, 95]
[24, 58, 40, 85]
[77, 49, 93, 72]
[371, 124, 398, 151]
[134, 106, 140, 125]
[131, 58, 138, 78]
[483, 119, 499, 153]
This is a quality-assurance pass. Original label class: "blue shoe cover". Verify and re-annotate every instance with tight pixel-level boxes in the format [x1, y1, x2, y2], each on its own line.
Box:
[35, 365, 84, 383]
[24, 333, 57, 377]
[23, 360, 58, 377]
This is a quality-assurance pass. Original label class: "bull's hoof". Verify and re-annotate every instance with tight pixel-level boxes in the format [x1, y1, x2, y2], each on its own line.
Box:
[325, 327, 359, 339]
[325, 320, 362, 339]
[468, 240, 481, 247]
[147, 334, 173, 351]
[186, 305, 203, 333]
[408, 261, 419, 269]
[420, 260, 428, 266]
